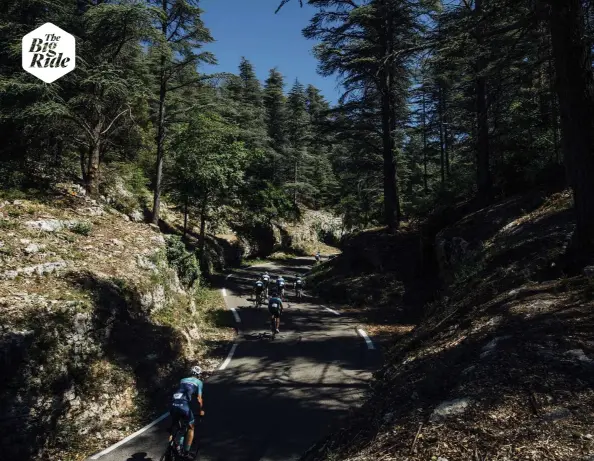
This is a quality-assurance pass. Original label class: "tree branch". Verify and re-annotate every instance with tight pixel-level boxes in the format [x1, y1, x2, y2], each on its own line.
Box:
[100, 106, 131, 135]
[275, 0, 303, 14]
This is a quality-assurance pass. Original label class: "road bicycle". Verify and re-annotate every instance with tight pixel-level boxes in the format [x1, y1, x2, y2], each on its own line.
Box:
[295, 287, 303, 302]
[160, 415, 201, 461]
[254, 291, 264, 308]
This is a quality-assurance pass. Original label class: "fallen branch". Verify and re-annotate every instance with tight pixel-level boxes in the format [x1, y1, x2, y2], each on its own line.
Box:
[410, 422, 423, 454]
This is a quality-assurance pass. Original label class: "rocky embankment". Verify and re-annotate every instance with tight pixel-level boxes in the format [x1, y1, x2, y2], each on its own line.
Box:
[0, 185, 232, 461]
[217, 208, 343, 260]
[304, 191, 594, 461]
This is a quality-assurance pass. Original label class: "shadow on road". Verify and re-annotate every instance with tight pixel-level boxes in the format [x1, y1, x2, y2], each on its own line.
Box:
[126, 453, 155, 461]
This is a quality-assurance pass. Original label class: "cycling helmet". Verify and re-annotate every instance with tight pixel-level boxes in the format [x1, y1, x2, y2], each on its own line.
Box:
[190, 365, 202, 377]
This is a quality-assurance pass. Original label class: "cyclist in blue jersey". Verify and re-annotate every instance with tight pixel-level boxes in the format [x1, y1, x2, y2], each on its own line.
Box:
[169, 366, 204, 459]
[294, 276, 305, 301]
[276, 276, 286, 299]
[268, 289, 284, 333]
[253, 278, 265, 306]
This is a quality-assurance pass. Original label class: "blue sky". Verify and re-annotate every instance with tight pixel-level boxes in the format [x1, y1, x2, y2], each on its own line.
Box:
[199, 0, 342, 104]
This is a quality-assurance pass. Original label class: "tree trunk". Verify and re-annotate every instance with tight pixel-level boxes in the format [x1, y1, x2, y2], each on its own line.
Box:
[548, 52, 560, 163]
[183, 197, 189, 239]
[294, 153, 298, 206]
[152, 9, 168, 225]
[439, 85, 446, 187]
[475, 0, 492, 204]
[549, 0, 594, 264]
[198, 196, 207, 265]
[444, 89, 451, 176]
[152, 73, 166, 225]
[85, 127, 101, 196]
[380, 0, 399, 231]
[422, 85, 428, 193]
[80, 148, 88, 185]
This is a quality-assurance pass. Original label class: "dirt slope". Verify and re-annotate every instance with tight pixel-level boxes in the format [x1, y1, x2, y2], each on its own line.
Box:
[303, 191, 594, 461]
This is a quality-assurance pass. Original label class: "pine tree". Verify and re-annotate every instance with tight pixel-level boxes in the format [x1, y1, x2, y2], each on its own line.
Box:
[147, 0, 215, 224]
[263, 67, 289, 185]
[547, 0, 594, 265]
[305, 0, 426, 230]
[286, 79, 313, 205]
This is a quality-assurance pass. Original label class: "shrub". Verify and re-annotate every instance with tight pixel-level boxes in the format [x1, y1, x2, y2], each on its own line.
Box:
[165, 236, 200, 287]
[0, 219, 17, 230]
[70, 221, 93, 236]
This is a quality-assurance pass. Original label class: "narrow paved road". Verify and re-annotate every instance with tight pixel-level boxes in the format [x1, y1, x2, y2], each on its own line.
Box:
[90, 257, 379, 461]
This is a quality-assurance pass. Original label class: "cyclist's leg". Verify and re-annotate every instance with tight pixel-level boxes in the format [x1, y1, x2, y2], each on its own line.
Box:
[168, 408, 179, 442]
[184, 409, 195, 454]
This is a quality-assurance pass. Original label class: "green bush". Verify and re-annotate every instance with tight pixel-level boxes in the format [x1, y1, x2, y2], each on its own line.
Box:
[165, 236, 200, 287]
[70, 221, 93, 236]
[0, 219, 17, 230]
[99, 162, 151, 215]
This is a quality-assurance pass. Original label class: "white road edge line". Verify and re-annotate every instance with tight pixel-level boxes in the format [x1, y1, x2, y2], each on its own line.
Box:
[89, 412, 170, 459]
[219, 343, 238, 370]
[357, 328, 376, 350]
[230, 307, 241, 323]
[91, 277, 242, 458]
[324, 307, 341, 316]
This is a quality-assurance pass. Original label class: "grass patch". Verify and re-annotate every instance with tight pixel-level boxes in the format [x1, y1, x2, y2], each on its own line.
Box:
[243, 258, 269, 267]
[269, 251, 294, 261]
[0, 219, 18, 230]
[70, 220, 93, 236]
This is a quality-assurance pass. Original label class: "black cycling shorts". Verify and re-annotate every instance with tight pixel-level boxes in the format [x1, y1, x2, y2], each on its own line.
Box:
[268, 304, 281, 318]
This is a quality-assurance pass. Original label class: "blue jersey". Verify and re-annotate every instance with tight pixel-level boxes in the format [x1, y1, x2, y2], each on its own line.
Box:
[276, 278, 285, 287]
[268, 296, 283, 310]
[172, 377, 203, 403]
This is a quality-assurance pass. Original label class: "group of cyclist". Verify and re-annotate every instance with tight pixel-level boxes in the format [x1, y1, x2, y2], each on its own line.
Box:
[167, 268, 312, 459]
[253, 271, 305, 334]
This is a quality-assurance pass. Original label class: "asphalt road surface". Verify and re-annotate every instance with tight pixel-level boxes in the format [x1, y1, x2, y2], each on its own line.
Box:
[89, 257, 379, 461]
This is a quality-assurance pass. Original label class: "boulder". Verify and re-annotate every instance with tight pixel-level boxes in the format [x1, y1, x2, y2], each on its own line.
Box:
[24, 243, 45, 254]
[430, 398, 472, 422]
[129, 210, 144, 222]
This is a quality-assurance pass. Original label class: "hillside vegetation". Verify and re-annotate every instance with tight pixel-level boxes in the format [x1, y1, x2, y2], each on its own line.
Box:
[304, 190, 594, 460]
[0, 185, 233, 461]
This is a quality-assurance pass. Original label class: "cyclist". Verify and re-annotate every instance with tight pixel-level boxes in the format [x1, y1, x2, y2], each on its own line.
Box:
[262, 272, 270, 296]
[294, 276, 305, 301]
[268, 289, 284, 333]
[315, 251, 321, 263]
[169, 366, 204, 459]
[254, 278, 265, 306]
[276, 275, 286, 299]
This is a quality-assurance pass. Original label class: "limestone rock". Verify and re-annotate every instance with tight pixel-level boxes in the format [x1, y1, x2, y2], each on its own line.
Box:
[430, 398, 472, 422]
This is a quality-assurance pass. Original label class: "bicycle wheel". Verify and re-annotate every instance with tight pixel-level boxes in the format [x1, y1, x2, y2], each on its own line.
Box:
[159, 442, 176, 461]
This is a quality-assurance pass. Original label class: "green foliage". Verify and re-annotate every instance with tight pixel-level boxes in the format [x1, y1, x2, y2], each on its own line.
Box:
[0, 219, 17, 230]
[165, 235, 200, 287]
[99, 162, 151, 214]
[70, 221, 93, 236]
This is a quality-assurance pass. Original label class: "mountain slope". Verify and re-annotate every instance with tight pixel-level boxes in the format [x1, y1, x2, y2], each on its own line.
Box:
[303, 191, 594, 461]
[0, 185, 233, 461]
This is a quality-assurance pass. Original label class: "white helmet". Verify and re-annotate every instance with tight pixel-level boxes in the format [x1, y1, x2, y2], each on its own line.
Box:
[190, 365, 202, 377]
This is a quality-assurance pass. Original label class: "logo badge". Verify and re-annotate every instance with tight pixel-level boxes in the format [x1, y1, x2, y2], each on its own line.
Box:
[22, 23, 76, 83]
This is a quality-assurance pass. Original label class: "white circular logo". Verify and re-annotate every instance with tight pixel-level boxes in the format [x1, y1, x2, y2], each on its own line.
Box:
[22, 23, 76, 83]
